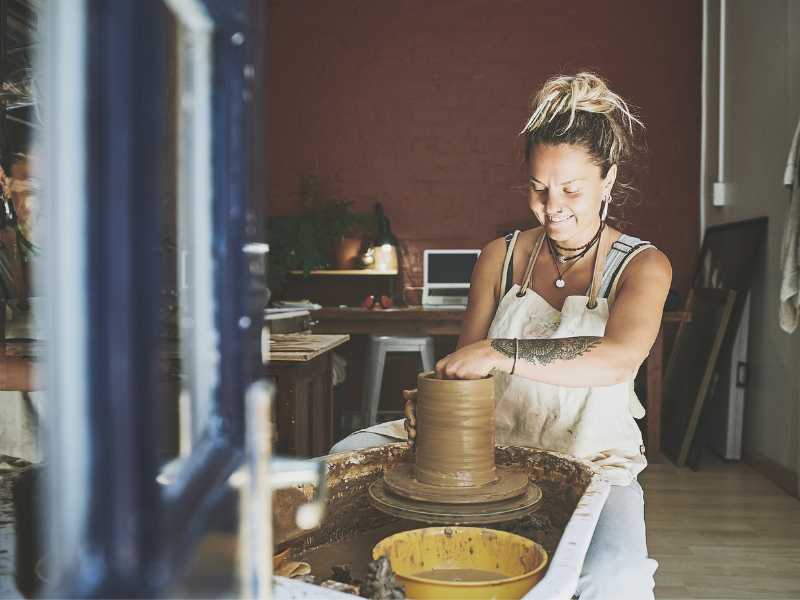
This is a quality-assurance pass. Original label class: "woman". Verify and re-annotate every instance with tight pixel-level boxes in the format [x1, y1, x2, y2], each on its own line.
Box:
[331, 72, 669, 599]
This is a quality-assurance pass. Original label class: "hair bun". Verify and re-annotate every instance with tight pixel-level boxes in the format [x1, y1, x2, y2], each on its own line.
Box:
[520, 72, 641, 138]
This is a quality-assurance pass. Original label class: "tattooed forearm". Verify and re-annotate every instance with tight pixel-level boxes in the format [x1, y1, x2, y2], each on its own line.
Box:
[491, 336, 602, 367]
[490, 339, 516, 359]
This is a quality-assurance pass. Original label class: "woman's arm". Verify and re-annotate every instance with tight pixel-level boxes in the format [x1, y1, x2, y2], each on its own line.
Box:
[456, 236, 509, 349]
[435, 248, 672, 385]
[404, 237, 508, 443]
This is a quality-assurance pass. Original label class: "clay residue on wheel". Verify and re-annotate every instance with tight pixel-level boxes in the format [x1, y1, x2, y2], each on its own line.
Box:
[286, 445, 594, 583]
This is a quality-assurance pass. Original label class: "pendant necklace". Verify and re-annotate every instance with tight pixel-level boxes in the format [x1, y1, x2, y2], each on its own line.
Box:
[546, 236, 581, 288]
[546, 222, 605, 288]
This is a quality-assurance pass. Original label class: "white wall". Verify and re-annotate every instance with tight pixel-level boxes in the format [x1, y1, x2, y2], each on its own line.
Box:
[703, 0, 800, 493]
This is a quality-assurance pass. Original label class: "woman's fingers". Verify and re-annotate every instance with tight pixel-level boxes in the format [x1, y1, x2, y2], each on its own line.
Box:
[403, 404, 416, 427]
[403, 419, 415, 443]
[403, 389, 417, 444]
[435, 359, 449, 379]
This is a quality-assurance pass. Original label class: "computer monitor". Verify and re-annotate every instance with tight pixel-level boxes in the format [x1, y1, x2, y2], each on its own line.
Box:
[422, 249, 480, 307]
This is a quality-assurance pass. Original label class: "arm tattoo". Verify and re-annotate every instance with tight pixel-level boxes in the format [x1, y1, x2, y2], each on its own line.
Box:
[491, 337, 602, 367]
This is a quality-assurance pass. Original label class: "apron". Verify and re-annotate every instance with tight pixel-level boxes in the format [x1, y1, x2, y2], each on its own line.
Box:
[361, 227, 656, 485]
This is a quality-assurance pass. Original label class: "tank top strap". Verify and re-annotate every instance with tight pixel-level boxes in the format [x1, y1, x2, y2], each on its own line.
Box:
[586, 224, 613, 309]
[599, 234, 657, 302]
[499, 230, 520, 301]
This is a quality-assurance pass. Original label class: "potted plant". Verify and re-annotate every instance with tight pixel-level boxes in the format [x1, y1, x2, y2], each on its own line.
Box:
[266, 212, 328, 296]
[266, 174, 374, 295]
[322, 198, 374, 269]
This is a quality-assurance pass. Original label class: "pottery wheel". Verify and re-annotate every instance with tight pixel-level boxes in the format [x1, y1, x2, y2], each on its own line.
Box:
[368, 478, 543, 525]
[383, 462, 530, 504]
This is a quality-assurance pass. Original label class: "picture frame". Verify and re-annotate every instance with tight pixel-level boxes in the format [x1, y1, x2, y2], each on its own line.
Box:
[661, 288, 737, 467]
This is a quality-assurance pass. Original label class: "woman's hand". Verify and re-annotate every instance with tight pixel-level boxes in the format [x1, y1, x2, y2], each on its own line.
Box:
[402, 389, 417, 444]
[434, 339, 512, 380]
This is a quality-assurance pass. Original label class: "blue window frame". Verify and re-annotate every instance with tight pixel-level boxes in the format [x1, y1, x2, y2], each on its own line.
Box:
[41, 0, 266, 595]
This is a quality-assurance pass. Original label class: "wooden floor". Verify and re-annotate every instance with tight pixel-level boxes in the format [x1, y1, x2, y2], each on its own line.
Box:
[640, 453, 800, 600]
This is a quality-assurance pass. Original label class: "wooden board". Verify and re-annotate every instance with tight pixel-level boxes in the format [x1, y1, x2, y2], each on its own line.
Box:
[661, 288, 737, 466]
[288, 269, 397, 276]
[267, 333, 349, 362]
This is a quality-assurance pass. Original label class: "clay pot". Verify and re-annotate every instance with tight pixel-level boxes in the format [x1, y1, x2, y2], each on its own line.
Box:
[414, 372, 496, 488]
[334, 236, 363, 269]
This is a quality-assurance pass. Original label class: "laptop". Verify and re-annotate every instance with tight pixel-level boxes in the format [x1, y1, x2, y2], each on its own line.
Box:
[422, 249, 481, 308]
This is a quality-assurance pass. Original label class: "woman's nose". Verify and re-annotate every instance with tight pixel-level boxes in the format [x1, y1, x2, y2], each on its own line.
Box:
[543, 197, 565, 214]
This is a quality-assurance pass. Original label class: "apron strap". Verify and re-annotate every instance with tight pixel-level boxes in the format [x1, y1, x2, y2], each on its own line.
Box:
[499, 230, 521, 302]
[587, 224, 613, 309]
[517, 228, 547, 297]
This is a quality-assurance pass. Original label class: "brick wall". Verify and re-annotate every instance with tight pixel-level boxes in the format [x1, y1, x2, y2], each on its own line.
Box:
[266, 0, 702, 297]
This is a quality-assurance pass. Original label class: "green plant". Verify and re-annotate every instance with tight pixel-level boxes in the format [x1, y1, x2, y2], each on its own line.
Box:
[267, 213, 328, 295]
[267, 174, 374, 296]
[299, 174, 373, 241]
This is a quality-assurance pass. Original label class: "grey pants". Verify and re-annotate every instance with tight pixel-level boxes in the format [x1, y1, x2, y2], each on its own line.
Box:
[329, 431, 657, 600]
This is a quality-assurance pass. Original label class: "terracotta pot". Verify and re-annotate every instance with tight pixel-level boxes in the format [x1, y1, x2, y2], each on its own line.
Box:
[334, 236, 362, 269]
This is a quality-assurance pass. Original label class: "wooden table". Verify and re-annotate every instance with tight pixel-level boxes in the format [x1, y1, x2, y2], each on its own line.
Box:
[266, 333, 349, 457]
[312, 307, 689, 459]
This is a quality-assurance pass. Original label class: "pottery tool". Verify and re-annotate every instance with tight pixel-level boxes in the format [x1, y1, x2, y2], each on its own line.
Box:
[368, 372, 542, 524]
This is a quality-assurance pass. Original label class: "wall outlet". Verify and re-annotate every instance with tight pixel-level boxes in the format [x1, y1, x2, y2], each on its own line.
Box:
[713, 181, 730, 207]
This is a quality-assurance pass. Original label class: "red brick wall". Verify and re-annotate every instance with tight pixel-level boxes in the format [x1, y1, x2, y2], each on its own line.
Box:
[266, 0, 701, 297]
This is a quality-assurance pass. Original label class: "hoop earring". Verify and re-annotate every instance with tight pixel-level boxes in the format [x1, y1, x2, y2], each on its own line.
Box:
[599, 198, 609, 221]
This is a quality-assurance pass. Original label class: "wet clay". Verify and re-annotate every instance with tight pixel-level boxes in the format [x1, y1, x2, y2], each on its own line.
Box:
[414, 372, 497, 488]
[381, 372, 535, 509]
[290, 446, 594, 589]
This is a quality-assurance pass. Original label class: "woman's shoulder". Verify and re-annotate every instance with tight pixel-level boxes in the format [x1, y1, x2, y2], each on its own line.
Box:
[475, 227, 543, 284]
[500, 226, 545, 254]
[615, 236, 671, 287]
[482, 227, 540, 256]
[602, 227, 670, 293]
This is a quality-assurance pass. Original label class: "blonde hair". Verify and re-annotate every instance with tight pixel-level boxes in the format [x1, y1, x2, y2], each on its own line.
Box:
[520, 73, 645, 219]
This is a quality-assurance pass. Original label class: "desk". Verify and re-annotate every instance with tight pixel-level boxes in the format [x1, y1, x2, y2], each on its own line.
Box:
[266, 334, 349, 457]
[312, 307, 689, 459]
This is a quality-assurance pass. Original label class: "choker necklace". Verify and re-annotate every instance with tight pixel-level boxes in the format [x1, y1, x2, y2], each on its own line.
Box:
[547, 222, 605, 288]
[550, 221, 604, 264]
[555, 237, 593, 252]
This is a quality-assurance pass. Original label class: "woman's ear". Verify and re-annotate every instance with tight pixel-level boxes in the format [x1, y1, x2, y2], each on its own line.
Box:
[603, 164, 618, 195]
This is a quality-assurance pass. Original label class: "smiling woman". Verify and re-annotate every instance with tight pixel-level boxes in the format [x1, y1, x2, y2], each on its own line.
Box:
[330, 72, 670, 600]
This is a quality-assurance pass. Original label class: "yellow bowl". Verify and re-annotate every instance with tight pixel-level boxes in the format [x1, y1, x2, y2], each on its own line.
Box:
[372, 526, 548, 600]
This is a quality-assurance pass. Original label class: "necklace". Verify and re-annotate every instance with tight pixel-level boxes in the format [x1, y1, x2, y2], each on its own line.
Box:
[550, 221, 604, 264]
[555, 229, 597, 252]
[547, 239, 579, 288]
[546, 222, 605, 288]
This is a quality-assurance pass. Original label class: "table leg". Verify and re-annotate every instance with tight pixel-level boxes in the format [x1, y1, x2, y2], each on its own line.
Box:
[646, 327, 664, 460]
[318, 353, 334, 455]
[272, 372, 295, 455]
[293, 374, 311, 456]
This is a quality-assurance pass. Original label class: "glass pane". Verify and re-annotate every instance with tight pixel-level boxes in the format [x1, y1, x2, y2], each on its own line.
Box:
[161, 0, 215, 467]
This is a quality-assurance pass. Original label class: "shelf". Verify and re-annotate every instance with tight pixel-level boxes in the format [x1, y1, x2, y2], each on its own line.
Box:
[288, 269, 397, 276]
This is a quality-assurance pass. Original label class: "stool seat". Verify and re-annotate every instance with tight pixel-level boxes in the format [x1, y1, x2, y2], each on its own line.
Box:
[362, 334, 435, 428]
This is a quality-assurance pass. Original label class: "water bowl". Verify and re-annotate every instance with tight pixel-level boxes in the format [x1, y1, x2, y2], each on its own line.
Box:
[372, 526, 548, 599]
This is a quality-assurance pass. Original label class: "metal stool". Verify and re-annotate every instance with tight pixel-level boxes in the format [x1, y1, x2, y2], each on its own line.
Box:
[362, 335, 435, 427]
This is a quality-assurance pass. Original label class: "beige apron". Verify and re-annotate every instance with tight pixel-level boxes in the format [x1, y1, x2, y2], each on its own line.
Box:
[362, 227, 655, 485]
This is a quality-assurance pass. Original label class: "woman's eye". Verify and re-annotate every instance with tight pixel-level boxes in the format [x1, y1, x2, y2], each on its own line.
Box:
[529, 185, 546, 193]
[564, 187, 580, 194]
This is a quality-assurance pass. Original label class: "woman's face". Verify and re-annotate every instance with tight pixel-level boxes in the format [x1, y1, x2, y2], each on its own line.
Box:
[527, 143, 616, 244]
